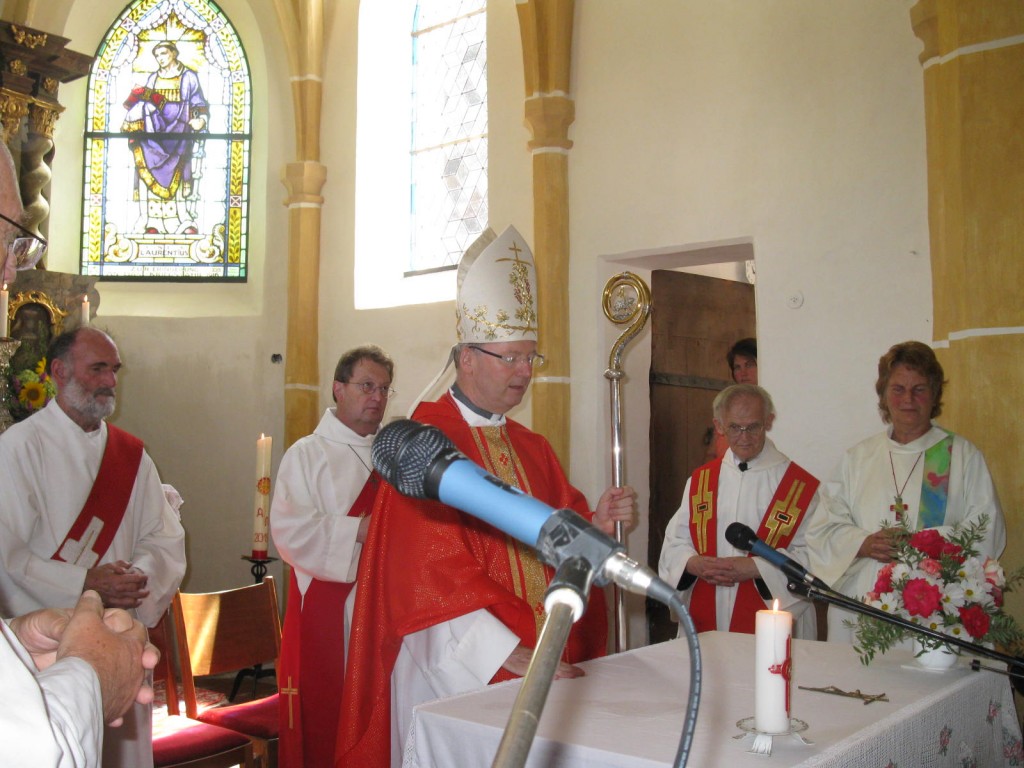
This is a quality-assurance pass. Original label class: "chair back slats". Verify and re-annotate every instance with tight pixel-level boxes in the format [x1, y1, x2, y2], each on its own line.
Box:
[172, 576, 282, 718]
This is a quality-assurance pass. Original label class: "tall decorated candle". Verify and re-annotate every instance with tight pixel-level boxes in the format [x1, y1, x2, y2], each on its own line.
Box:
[1, 284, 8, 337]
[252, 433, 272, 558]
[81, 295, 90, 327]
[754, 599, 793, 733]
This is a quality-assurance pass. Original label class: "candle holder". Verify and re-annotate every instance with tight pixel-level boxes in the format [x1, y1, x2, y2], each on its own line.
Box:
[0, 338, 22, 434]
[242, 554, 277, 584]
[229, 554, 279, 701]
[733, 717, 812, 756]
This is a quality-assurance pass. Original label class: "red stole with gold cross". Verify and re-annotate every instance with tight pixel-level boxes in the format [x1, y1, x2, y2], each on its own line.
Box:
[687, 459, 818, 634]
[51, 424, 144, 566]
[278, 470, 378, 768]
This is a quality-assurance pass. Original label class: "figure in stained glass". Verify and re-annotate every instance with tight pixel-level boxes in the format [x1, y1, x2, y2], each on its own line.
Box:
[122, 41, 209, 235]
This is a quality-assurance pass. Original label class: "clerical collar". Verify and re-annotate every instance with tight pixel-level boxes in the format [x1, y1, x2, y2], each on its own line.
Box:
[451, 383, 499, 421]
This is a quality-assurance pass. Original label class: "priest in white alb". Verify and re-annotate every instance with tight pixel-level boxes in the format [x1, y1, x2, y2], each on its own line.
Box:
[0, 327, 186, 768]
[660, 384, 819, 639]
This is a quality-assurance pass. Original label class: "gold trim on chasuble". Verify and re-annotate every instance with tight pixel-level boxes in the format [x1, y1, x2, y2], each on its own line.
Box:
[690, 467, 714, 554]
[763, 479, 807, 548]
[470, 426, 549, 639]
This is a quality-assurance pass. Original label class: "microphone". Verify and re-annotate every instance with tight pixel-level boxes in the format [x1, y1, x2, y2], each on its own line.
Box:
[724, 522, 831, 591]
[371, 419, 665, 598]
[371, 418, 555, 546]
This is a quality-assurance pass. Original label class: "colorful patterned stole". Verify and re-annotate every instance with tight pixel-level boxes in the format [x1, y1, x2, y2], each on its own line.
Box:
[688, 459, 818, 634]
[51, 424, 144, 566]
[917, 431, 954, 530]
[469, 425, 549, 645]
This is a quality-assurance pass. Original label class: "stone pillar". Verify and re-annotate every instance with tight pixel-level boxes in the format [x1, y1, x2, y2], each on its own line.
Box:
[910, 1, 1024, 613]
[272, 0, 326, 447]
[517, 0, 575, 469]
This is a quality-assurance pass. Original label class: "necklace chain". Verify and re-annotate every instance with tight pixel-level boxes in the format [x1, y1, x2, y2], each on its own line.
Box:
[888, 450, 924, 522]
[349, 444, 375, 477]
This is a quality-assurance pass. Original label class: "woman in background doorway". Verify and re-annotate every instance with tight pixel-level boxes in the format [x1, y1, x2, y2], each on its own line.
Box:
[703, 338, 757, 463]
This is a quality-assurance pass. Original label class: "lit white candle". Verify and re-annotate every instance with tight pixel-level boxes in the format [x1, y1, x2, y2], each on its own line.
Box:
[80, 296, 89, 327]
[1, 284, 8, 337]
[252, 433, 272, 559]
[754, 599, 793, 733]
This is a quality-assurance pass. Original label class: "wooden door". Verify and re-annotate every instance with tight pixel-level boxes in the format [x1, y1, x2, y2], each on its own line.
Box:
[647, 270, 755, 643]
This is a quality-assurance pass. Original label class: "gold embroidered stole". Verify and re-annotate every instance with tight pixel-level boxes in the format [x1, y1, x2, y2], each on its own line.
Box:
[469, 425, 549, 641]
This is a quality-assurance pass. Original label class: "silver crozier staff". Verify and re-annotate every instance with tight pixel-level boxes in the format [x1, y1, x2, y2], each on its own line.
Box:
[601, 271, 651, 653]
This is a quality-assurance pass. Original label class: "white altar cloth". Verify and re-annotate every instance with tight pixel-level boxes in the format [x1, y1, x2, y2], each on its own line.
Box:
[403, 631, 1022, 767]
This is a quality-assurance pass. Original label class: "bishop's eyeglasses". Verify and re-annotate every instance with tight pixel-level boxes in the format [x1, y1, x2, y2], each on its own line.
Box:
[469, 345, 546, 369]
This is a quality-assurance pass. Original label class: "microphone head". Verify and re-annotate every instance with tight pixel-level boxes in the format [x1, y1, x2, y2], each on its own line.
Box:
[724, 522, 757, 552]
[371, 419, 456, 499]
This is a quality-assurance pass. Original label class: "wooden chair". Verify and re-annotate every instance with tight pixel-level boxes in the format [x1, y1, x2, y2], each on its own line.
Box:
[172, 577, 281, 768]
[149, 613, 256, 768]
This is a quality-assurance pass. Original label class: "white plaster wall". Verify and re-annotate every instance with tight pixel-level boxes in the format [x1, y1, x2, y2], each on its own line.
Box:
[569, 0, 931, 644]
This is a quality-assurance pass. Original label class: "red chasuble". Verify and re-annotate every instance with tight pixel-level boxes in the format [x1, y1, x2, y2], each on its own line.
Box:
[51, 424, 144, 566]
[688, 458, 818, 634]
[336, 394, 608, 768]
[278, 472, 378, 768]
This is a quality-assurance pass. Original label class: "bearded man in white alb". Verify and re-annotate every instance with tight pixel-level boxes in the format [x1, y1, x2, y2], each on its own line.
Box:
[0, 326, 186, 768]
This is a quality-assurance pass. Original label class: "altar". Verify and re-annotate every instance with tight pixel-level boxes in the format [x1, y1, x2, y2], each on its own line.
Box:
[403, 631, 1022, 767]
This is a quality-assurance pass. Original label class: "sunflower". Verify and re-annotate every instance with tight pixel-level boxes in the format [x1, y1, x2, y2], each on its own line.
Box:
[34, 356, 47, 376]
[18, 380, 48, 410]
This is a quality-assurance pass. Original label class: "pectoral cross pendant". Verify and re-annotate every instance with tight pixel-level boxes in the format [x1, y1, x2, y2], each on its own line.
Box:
[890, 495, 907, 522]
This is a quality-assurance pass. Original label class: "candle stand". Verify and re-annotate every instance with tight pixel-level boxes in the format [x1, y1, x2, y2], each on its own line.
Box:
[733, 717, 812, 756]
[228, 554, 279, 701]
[0, 338, 21, 434]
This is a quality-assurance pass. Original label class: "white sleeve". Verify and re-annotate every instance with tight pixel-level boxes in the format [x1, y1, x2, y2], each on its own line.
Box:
[127, 454, 187, 628]
[271, 445, 365, 584]
[1, 623, 102, 768]
[658, 477, 697, 590]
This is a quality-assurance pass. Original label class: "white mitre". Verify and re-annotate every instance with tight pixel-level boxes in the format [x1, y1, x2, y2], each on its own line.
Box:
[455, 225, 538, 343]
[407, 225, 538, 415]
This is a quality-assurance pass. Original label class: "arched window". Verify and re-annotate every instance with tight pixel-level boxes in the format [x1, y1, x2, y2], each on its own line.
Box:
[409, 0, 488, 274]
[355, 0, 487, 308]
[81, 0, 252, 281]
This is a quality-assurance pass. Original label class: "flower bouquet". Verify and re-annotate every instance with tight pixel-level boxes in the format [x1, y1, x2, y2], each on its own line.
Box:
[853, 515, 1024, 665]
[9, 357, 56, 421]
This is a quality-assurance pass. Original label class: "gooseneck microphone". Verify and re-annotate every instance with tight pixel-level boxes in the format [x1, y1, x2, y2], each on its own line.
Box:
[371, 419, 667, 598]
[724, 522, 831, 591]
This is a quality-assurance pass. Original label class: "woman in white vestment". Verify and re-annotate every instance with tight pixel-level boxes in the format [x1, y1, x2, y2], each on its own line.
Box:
[806, 341, 1005, 642]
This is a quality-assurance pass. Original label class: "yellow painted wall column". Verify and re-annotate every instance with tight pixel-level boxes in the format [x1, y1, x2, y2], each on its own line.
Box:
[910, 2, 1024, 616]
[516, 0, 575, 469]
[273, 0, 326, 447]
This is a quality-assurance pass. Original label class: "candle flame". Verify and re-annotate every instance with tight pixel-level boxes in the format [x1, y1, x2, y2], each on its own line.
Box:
[2, 283, 6, 291]
[260, 432, 265, 439]
[772, 598, 780, 612]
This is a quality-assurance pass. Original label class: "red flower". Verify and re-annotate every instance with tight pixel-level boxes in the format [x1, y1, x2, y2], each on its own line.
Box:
[874, 562, 895, 594]
[958, 604, 991, 640]
[941, 541, 965, 564]
[992, 586, 1005, 608]
[909, 529, 946, 559]
[902, 577, 942, 618]
[919, 557, 942, 577]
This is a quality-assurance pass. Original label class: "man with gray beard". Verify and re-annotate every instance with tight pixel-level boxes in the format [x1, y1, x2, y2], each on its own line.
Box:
[0, 327, 185, 768]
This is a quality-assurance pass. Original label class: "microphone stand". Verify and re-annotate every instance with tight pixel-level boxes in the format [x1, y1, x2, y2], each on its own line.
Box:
[493, 558, 594, 768]
[789, 580, 1024, 682]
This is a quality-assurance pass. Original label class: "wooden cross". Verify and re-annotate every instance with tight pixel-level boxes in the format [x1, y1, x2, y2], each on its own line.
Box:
[890, 495, 907, 522]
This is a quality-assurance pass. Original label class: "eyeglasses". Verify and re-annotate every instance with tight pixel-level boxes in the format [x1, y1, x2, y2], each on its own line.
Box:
[0, 211, 47, 272]
[469, 346, 546, 369]
[725, 423, 764, 438]
[345, 380, 396, 398]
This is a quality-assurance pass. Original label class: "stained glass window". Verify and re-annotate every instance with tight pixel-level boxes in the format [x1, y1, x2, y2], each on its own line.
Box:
[81, 0, 251, 281]
[408, 0, 487, 274]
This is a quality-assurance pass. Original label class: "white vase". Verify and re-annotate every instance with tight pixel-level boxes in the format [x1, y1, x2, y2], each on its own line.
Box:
[911, 638, 958, 670]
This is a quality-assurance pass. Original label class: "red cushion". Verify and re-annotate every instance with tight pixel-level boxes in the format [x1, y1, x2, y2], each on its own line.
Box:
[153, 716, 250, 767]
[197, 693, 280, 740]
